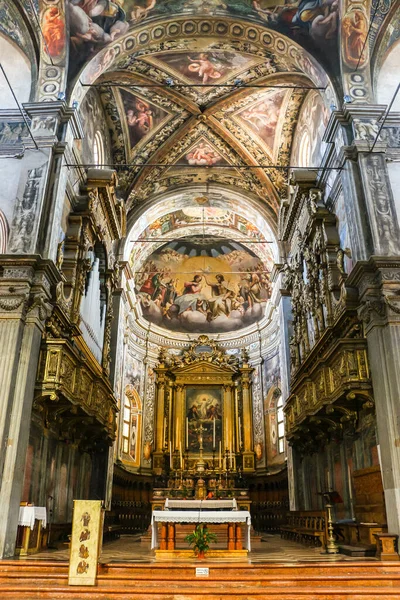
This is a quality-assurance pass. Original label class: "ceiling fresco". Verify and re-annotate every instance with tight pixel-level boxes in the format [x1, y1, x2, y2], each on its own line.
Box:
[234, 89, 287, 158]
[177, 139, 229, 167]
[134, 234, 273, 333]
[66, 0, 340, 79]
[143, 51, 264, 88]
[119, 89, 171, 152]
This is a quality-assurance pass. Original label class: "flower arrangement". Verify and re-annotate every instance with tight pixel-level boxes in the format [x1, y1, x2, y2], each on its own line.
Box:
[185, 523, 217, 559]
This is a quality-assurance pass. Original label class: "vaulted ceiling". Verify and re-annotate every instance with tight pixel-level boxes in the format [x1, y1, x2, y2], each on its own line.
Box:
[87, 41, 327, 225]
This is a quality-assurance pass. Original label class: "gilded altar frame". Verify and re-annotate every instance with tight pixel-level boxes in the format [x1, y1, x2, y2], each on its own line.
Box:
[152, 337, 255, 474]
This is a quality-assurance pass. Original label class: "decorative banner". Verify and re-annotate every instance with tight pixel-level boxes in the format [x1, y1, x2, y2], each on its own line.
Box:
[68, 500, 104, 586]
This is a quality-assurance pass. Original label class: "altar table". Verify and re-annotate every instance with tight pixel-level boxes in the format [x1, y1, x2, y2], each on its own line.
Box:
[16, 506, 47, 555]
[164, 498, 237, 510]
[151, 509, 251, 551]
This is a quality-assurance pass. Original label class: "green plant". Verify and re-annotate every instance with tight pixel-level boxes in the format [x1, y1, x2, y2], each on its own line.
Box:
[185, 523, 217, 556]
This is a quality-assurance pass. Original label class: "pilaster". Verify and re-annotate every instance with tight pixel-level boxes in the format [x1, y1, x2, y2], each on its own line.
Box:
[1, 102, 83, 262]
[326, 105, 400, 260]
[350, 257, 400, 538]
[0, 256, 60, 558]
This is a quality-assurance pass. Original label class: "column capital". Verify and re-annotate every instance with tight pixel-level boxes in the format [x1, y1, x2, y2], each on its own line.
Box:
[347, 257, 400, 330]
[24, 101, 84, 142]
[323, 105, 389, 153]
[0, 255, 60, 325]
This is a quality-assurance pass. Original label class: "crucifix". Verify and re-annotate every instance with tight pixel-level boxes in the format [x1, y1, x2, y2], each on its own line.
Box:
[194, 421, 207, 473]
[194, 422, 206, 451]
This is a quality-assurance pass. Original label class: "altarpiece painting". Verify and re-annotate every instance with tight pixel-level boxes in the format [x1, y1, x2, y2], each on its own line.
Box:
[186, 386, 222, 453]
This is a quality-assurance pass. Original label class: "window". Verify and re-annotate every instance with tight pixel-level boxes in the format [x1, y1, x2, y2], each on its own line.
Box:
[277, 396, 285, 454]
[122, 396, 131, 454]
[121, 385, 142, 463]
[93, 131, 104, 167]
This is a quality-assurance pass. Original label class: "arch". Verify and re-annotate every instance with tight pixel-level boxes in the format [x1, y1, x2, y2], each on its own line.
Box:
[123, 185, 279, 263]
[70, 15, 336, 106]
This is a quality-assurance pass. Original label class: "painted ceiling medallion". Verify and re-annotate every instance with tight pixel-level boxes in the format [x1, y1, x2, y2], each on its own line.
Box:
[142, 50, 265, 91]
[176, 138, 229, 167]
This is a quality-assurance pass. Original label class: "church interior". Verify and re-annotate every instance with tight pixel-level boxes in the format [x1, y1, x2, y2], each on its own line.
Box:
[0, 0, 400, 597]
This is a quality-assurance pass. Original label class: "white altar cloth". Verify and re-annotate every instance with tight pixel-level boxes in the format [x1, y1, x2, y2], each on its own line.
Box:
[151, 509, 251, 550]
[18, 506, 47, 530]
[165, 498, 237, 510]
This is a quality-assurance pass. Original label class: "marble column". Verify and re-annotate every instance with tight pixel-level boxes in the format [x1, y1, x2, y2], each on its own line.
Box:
[0, 257, 59, 558]
[351, 258, 400, 538]
[275, 266, 298, 510]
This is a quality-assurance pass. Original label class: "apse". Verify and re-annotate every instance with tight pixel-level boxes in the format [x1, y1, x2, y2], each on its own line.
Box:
[134, 235, 272, 333]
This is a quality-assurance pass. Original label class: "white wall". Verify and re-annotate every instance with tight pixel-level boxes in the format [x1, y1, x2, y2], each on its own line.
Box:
[0, 34, 31, 108]
[376, 40, 400, 111]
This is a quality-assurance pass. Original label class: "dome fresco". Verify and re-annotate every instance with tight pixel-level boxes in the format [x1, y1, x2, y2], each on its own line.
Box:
[134, 235, 273, 333]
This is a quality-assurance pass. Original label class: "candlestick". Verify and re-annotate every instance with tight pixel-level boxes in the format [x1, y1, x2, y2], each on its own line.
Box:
[169, 441, 172, 469]
[213, 418, 216, 450]
[186, 417, 189, 450]
[230, 448, 233, 470]
[219, 441, 222, 471]
[238, 416, 242, 449]
[179, 442, 183, 470]
[163, 417, 167, 447]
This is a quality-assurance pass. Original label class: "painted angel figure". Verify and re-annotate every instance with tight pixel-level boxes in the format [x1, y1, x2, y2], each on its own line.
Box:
[187, 53, 222, 83]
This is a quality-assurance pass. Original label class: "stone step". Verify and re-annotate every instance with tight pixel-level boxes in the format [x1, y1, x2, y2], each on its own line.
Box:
[2, 559, 400, 600]
[1, 583, 400, 599]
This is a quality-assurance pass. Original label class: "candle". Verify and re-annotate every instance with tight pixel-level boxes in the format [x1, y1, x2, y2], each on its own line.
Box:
[219, 441, 222, 470]
[179, 442, 183, 470]
[163, 417, 167, 445]
[327, 469, 332, 490]
[213, 419, 216, 450]
[230, 448, 233, 469]
[186, 417, 189, 449]
[169, 441, 172, 469]
[238, 416, 242, 448]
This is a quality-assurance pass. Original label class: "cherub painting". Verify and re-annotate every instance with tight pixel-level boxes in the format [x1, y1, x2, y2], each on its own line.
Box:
[120, 90, 168, 149]
[153, 51, 254, 86]
[183, 141, 226, 166]
[237, 91, 286, 151]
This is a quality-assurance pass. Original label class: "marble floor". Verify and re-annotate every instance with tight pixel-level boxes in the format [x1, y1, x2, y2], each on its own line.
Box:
[19, 534, 378, 564]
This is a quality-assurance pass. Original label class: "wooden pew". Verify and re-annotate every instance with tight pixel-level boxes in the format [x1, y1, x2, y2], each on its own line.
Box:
[281, 510, 327, 548]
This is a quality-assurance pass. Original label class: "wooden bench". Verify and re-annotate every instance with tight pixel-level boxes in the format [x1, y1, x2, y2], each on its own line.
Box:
[281, 510, 327, 548]
[103, 511, 122, 543]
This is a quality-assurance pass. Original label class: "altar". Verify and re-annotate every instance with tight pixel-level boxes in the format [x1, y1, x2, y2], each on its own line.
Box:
[149, 338, 256, 559]
[151, 496, 251, 559]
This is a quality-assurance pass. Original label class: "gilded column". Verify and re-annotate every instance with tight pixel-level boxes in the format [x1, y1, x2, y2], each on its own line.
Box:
[152, 364, 168, 474]
[223, 384, 233, 452]
[240, 361, 255, 472]
[234, 383, 240, 453]
[174, 384, 185, 451]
